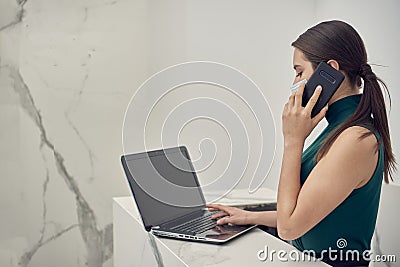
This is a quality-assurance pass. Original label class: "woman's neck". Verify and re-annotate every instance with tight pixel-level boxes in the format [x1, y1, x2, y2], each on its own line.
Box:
[328, 85, 360, 106]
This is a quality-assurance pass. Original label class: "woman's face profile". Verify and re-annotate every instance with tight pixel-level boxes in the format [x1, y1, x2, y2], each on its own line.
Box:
[292, 48, 314, 85]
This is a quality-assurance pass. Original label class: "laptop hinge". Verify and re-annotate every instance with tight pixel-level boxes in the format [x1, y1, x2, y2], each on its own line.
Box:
[145, 225, 154, 232]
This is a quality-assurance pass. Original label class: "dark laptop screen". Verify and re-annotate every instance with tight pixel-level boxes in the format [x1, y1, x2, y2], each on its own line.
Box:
[122, 147, 205, 229]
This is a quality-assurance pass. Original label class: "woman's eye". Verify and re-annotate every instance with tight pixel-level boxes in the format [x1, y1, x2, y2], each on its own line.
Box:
[296, 72, 303, 78]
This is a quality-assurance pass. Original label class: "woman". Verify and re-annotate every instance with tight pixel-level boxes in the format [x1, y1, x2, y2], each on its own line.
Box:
[207, 20, 396, 267]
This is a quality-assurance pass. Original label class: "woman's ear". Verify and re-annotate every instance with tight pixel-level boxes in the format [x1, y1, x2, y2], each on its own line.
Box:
[327, 60, 340, 70]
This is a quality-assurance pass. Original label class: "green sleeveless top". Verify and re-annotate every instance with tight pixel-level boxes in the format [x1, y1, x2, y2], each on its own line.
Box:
[292, 94, 384, 253]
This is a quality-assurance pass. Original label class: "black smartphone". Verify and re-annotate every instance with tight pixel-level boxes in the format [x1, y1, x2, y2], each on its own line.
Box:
[302, 61, 345, 118]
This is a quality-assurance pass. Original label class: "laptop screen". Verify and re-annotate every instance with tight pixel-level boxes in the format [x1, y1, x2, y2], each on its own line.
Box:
[121, 147, 206, 230]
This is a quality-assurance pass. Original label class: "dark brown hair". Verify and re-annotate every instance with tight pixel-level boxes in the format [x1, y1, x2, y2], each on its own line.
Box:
[292, 20, 396, 183]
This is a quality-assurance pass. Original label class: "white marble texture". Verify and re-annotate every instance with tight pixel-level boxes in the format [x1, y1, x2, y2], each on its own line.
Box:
[113, 196, 329, 267]
[114, 188, 277, 267]
[113, 198, 186, 267]
[1, 0, 399, 266]
[0, 0, 147, 266]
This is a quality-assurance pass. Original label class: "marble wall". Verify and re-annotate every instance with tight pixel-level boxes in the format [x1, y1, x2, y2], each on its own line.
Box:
[0, 0, 399, 267]
[0, 0, 147, 266]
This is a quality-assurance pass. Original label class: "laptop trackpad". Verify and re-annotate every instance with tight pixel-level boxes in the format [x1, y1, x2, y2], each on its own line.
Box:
[199, 224, 254, 241]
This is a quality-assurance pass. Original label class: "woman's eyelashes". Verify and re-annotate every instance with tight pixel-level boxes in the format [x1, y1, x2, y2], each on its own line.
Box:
[296, 71, 303, 78]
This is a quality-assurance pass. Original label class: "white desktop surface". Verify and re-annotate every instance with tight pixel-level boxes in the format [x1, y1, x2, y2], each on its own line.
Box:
[203, 187, 277, 206]
[113, 188, 328, 266]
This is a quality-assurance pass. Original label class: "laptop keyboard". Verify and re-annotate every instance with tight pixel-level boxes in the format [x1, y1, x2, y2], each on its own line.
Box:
[170, 211, 220, 235]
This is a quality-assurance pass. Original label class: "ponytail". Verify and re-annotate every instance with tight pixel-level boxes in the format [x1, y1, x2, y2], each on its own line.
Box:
[292, 20, 397, 183]
[316, 63, 397, 183]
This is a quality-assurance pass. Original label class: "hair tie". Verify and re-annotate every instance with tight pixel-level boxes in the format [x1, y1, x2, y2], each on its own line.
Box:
[359, 63, 375, 80]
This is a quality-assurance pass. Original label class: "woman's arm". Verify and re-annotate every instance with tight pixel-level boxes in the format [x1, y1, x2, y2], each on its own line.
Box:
[247, 210, 277, 227]
[277, 83, 378, 240]
[208, 128, 377, 236]
[277, 126, 378, 240]
[207, 204, 277, 227]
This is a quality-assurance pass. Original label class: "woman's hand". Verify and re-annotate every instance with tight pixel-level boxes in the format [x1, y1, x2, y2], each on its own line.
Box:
[206, 204, 252, 225]
[282, 83, 328, 144]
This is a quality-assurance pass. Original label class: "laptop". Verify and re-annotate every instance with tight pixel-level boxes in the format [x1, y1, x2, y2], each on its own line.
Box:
[121, 146, 256, 244]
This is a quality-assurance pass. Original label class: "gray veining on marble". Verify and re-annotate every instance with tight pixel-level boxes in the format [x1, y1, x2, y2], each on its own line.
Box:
[19, 224, 79, 267]
[2, 1, 399, 266]
[177, 242, 229, 267]
[0, 0, 26, 32]
[147, 232, 165, 267]
[64, 72, 95, 183]
[0, 0, 148, 265]
[10, 66, 113, 266]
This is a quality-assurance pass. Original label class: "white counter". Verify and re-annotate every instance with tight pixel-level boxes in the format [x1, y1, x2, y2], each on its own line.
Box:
[113, 188, 328, 266]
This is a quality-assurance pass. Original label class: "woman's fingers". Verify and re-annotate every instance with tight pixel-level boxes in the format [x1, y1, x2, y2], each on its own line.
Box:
[288, 93, 295, 107]
[207, 203, 230, 212]
[207, 205, 219, 211]
[206, 204, 219, 210]
[305, 85, 322, 114]
[217, 216, 232, 225]
[312, 105, 329, 125]
[206, 204, 229, 210]
[294, 82, 305, 107]
[207, 204, 248, 225]
[211, 211, 228, 220]
[206, 204, 222, 210]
